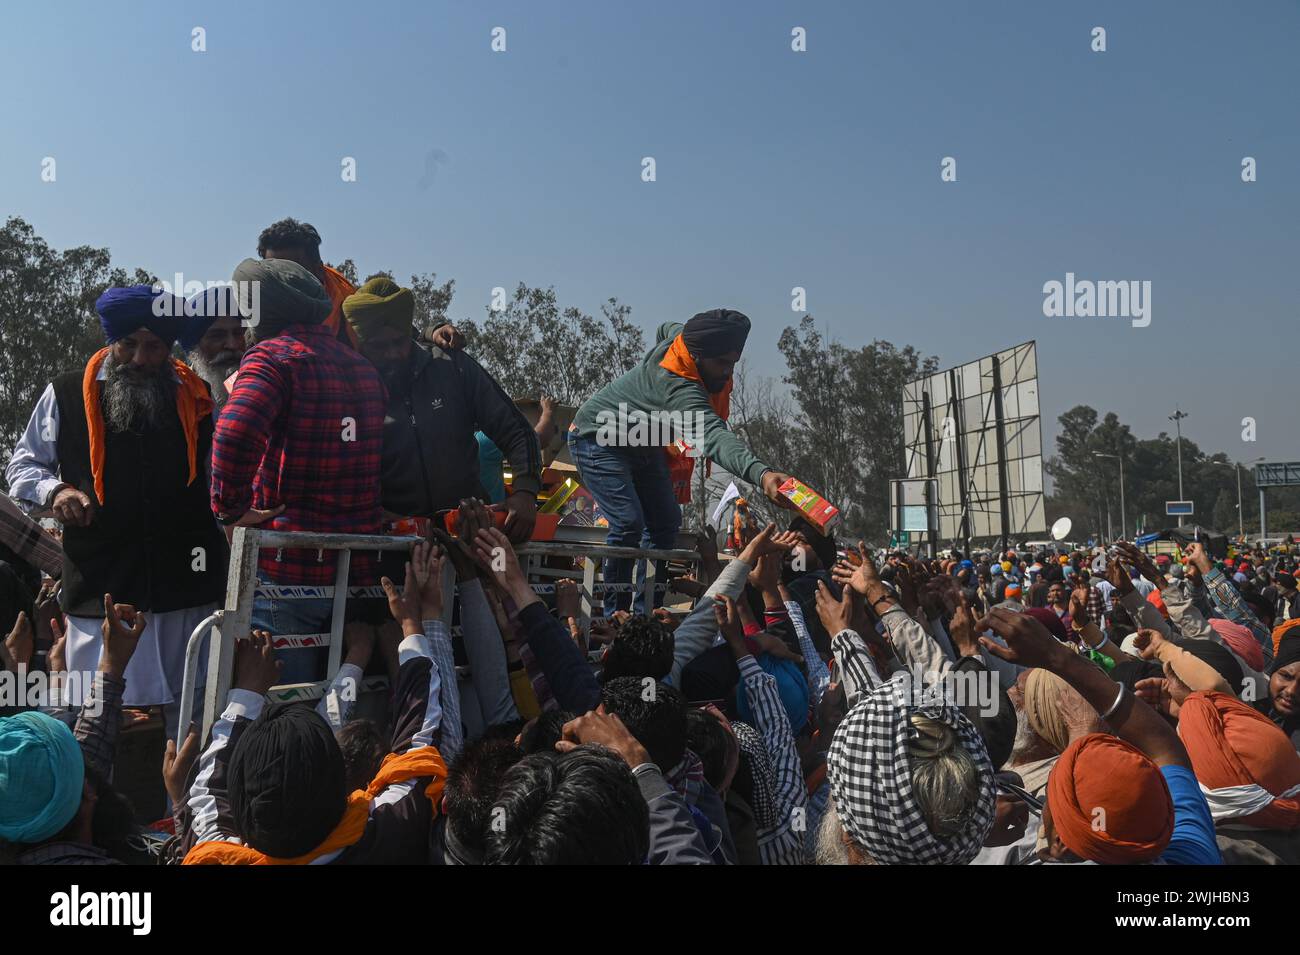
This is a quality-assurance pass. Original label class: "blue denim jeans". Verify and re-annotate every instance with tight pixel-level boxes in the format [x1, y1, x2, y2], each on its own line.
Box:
[250, 594, 334, 685]
[568, 432, 682, 615]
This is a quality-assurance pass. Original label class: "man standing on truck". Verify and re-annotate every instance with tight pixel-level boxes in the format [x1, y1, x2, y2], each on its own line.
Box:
[568, 309, 809, 614]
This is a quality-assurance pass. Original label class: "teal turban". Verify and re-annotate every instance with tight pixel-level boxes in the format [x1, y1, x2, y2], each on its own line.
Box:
[0, 711, 85, 844]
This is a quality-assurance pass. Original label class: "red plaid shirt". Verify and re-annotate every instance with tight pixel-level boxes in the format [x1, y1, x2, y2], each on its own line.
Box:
[211, 324, 386, 586]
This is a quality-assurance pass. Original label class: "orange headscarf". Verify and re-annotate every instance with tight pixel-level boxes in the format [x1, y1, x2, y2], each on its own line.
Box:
[320, 264, 360, 349]
[1046, 733, 1174, 864]
[183, 745, 446, 865]
[658, 334, 731, 503]
[82, 348, 213, 506]
[1178, 691, 1300, 830]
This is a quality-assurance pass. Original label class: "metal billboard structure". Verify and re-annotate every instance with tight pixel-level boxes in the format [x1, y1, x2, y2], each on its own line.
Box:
[901, 341, 1046, 552]
[1254, 461, 1300, 542]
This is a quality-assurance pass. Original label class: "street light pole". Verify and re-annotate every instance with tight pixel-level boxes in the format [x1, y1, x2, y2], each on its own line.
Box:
[1235, 463, 1243, 540]
[1213, 457, 1263, 542]
[1092, 451, 1126, 540]
[1169, 408, 1189, 501]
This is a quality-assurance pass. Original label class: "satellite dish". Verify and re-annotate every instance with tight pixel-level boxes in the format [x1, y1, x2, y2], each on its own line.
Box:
[1050, 517, 1072, 541]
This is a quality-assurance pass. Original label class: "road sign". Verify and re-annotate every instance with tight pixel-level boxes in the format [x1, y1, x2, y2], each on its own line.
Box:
[1166, 500, 1194, 516]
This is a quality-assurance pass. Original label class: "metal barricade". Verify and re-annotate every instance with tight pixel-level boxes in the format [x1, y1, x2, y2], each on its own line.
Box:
[180, 525, 702, 739]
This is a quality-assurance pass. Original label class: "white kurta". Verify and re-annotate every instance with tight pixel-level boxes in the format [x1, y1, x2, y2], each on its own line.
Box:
[63, 603, 215, 707]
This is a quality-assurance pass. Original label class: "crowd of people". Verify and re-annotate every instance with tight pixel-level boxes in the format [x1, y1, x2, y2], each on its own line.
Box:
[0, 216, 1297, 865]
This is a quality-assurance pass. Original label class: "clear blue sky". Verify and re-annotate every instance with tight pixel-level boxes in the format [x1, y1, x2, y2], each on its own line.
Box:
[2, 0, 1296, 464]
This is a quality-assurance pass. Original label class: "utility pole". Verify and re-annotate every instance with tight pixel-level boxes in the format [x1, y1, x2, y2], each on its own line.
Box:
[1235, 463, 1244, 539]
[1169, 408, 1189, 500]
[1214, 457, 1263, 541]
[1093, 451, 1126, 540]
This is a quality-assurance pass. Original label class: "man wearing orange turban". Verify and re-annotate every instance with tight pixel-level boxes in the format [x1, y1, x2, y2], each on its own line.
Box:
[1043, 734, 1175, 863]
[1178, 690, 1300, 829]
[977, 606, 1221, 865]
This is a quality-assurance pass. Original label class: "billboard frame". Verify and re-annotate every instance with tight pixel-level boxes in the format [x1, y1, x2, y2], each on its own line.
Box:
[901, 341, 1046, 553]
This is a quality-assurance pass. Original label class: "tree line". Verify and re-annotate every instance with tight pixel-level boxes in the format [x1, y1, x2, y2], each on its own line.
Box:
[2, 216, 1290, 545]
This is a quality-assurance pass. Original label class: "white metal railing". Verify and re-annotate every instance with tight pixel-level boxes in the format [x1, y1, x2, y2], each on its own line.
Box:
[182, 525, 701, 738]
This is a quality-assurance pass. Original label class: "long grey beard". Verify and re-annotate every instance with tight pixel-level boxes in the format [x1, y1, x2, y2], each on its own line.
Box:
[188, 349, 239, 408]
[102, 358, 177, 433]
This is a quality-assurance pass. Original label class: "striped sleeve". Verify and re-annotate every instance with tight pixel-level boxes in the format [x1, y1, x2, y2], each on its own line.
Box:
[785, 599, 829, 706]
[738, 655, 808, 865]
[187, 689, 265, 846]
[425, 618, 462, 763]
[831, 628, 884, 709]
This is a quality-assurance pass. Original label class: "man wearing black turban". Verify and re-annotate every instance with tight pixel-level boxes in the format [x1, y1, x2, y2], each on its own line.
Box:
[180, 610, 450, 864]
[570, 309, 811, 615]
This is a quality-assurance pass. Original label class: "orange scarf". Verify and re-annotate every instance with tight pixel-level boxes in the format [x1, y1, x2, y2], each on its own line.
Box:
[320, 265, 360, 349]
[658, 334, 731, 503]
[183, 745, 447, 866]
[659, 333, 731, 418]
[82, 348, 213, 506]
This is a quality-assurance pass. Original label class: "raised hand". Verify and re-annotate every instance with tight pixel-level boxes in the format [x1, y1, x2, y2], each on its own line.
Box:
[975, 608, 1072, 671]
[713, 594, 746, 654]
[382, 558, 426, 633]
[556, 578, 582, 620]
[162, 727, 201, 807]
[234, 630, 281, 695]
[1068, 586, 1091, 629]
[832, 541, 891, 607]
[48, 616, 67, 673]
[747, 551, 783, 595]
[1131, 628, 1166, 662]
[815, 580, 854, 636]
[410, 539, 447, 621]
[1115, 541, 1162, 587]
[759, 470, 796, 509]
[428, 322, 465, 351]
[1183, 542, 1213, 575]
[737, 523, 795, 565]
[100, 594, 147, 678]
[948, 596, 981, 657]
[555, 709, 651, 768]
[3, 611, 34, 669]
[1105, 557, 1135, 597]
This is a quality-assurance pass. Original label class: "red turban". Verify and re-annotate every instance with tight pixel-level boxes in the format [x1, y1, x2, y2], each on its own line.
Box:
[1177, 691, 1300, 829]
[1208, 618, 1264, 673]
[1046, 733, 1174, 863]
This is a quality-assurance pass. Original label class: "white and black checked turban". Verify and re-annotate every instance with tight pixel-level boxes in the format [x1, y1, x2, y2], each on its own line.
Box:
[826, 676, 996, 865]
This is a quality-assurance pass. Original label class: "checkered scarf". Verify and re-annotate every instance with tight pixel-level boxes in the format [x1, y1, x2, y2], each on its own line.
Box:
[731, 720, 779, 830]
[826, 676, 996, 865]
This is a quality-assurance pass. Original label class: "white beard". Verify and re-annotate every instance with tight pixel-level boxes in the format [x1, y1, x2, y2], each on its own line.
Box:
[188, 350, 239, 407]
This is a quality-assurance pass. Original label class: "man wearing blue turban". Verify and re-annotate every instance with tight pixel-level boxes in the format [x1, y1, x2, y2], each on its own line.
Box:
[182, 284, 246, 415]
[4, 284, 227, 740]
